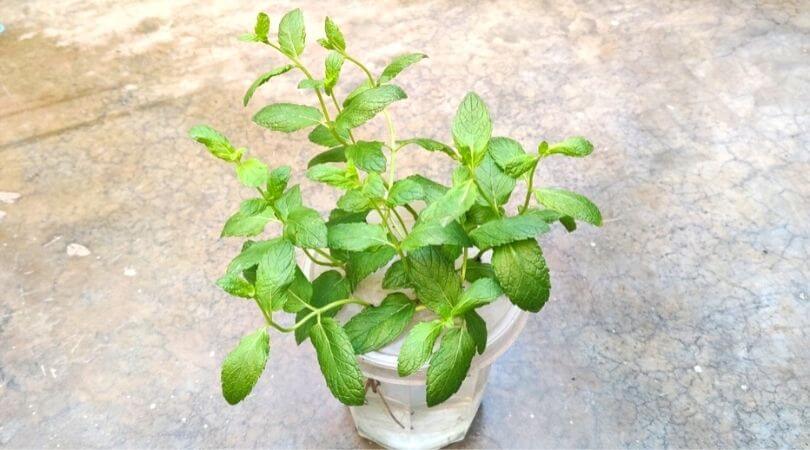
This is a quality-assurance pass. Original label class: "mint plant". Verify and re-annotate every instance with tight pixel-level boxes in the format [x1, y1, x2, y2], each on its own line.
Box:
[190, 8, 602, 408]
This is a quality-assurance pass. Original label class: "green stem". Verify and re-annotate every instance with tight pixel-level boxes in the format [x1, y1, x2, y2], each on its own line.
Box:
[391, 208, 409, 234]
[267, 297, 371, 333]
[303, 248, 340, 267]
[329, 92, 357, 144]
[373, 205, 407, 260]
[254, 298, 272, 325]
[343, 52, 377, 86]
[262, 42, 349, 147]
[403, 204, 419, 220]
[472, 176, 502, 217]
[520, 160, 540, 214]
[460, 247, 468, 281]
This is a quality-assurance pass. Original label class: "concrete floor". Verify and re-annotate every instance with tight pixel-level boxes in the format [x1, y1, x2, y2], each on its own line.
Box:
[1, 0, 808, 448]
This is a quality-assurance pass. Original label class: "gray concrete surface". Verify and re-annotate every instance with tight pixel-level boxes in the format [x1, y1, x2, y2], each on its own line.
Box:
[0, 0, 808, 448]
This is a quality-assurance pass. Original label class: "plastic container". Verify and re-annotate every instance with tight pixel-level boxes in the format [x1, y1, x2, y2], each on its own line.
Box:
[336, 268, 529, 449]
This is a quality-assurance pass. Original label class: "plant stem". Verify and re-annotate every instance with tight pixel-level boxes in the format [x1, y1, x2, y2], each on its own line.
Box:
[373, 205, 407, 260]
[391, 208, 409, 233]
[342, 52, 376, 86]
[328, 92, 357, 144]
[267, 297, 371, 333]
[314, 248, 341, 263]
[303, 248, 340, 267]
[403, 204, 419, 220]
[520, 160, 540, 214]
[472, 176, 502, 217]
[261, 42, 349, 147]
[460, 247, 468, 281]
[253, 298, 273, 325]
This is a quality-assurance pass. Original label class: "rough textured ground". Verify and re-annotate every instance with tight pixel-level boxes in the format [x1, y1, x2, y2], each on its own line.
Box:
[1, 0, 808, 448]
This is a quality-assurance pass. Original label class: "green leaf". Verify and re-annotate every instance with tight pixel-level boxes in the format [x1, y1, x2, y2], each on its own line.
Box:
[406, 247, 460, 318]
[307, 147, 346, 168]
[387, 178, 425, 206]
[273, 185, 302, 220]
[284, 207, 327, 248]
[426, 327, 476, 406]
[309, 317, 366, 406]
[189, 125, 240, 162]
[265, 166, 291, 199]
[534, 188, 602, 226]
[469, 211, 551, 248]
[226, 238, 277, 275]
[363, 173, 386, 198]
[452, 92, 492, 162]
[295, 271, 351, 344]
[255, 239, 296, 308]
[488, 137, 526, 169]
[344, 293, 416, 354]
[345, 141, 386, 173]
[316, 37, 333, 50]
[327, 223, 389, 251]
[397, 320, 443, 376]
[382, 259, 411, 289]
[396, 138, 456, 159]
[345, 246, 396, 289]
[464, 260, 495, 283]
[324, 51, 344, 94]
[467, 206, 500, 228]
[544, 137, 593, 157]
[452, 277, 502, 315]
[324, 17, 345, 51]
[336, 85, 407, 131]
[530, 208, 563, 223]
[474, 153, 515, 206]
[298, 79, 324, 90]
[308, 125, 347, 147]
[254, 12, 270, 40]
[306, 164, 359, 189]
[464, 310, 487, 354]
[221, 328, 269, 405]
[238, 33, 260, 43]
[337, 189, 373, 213]
[491, 239, 550, 312]
[452, 165, 473, 186]
[405, 175, 448, 203]
[503, 154, 538, 178]
[327, 208, 369, 226]
[279, 268, 312, 313]
[221, 198, 275, 237]
[243, 65, 293, 107]
[235, 158, 269, 187]
[277, 8, 305, 57]
[215, 272, 255, 298]
[378, 53, 427, 83]
[253, 104, 322, 133]
[559, 215, 577, 232]
[418, 180, 478, 227]
[342, 79, 374, 107]
[440, 245, 463, 262]
[401, 221, 471, 251]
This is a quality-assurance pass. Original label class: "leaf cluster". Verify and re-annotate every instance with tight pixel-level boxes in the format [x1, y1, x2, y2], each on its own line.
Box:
[191, 9, 602, 408]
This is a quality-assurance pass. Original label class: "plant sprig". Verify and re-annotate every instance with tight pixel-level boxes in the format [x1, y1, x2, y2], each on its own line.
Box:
[191, 8, 602, 408]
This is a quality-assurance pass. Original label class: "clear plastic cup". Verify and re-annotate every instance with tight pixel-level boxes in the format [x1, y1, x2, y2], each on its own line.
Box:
[337, 268, 528, 449]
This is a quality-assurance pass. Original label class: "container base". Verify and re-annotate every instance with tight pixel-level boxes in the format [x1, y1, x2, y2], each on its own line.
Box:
[349, 366, 490, 450]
